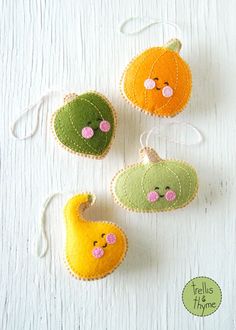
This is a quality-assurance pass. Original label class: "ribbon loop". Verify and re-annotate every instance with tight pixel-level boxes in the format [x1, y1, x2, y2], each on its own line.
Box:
[119, 17, 182, 40]
[140, 121, 203, 149]
[10, 89, 68, 140]
[36, 191, 77, 258]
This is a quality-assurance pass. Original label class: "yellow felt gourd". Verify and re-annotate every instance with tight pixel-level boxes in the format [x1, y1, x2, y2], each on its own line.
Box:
[64, 193, 128, 280]
[121, 39, 192, 117]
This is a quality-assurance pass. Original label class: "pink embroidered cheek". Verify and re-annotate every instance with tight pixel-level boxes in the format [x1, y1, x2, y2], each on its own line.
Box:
[106, 233, 116, 245]
[81, 127, 94, 139]
[144, 78, 155, 90]
[92, 247, 104, 258]
[147, 191, 159, 203]
[165, 190, 176, 201]
[99, 120, 111, 133]
[162, 86, 173, 98]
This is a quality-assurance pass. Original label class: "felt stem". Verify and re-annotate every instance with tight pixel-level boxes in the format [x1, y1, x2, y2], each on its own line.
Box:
[139, 147, 162, 164]
[64, 93, 78, 104]
[164, 39, 182, 53]
[64, 193, 95, 224]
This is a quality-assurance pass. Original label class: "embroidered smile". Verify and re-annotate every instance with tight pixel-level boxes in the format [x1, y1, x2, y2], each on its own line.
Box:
[154, 77, 169, 90]
[144, 77, 174, 98]
[147, 186, 177, 203]
[92, 233, 117, 258]
[81, 119, 111, 139]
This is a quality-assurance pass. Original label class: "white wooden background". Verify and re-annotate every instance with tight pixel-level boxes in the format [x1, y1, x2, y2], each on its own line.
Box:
[1, 0, 236, 329]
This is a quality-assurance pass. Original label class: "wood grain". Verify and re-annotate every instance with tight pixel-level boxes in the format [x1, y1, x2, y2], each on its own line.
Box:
[1, 0, 236, 329]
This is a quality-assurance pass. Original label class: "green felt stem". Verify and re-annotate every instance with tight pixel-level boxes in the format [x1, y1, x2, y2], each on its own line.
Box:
[164, 39, 182, 53]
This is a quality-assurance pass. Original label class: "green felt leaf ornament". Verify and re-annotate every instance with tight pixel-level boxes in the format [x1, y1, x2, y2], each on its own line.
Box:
[111, 147, 198, 212]
[51, 92, 116, 159]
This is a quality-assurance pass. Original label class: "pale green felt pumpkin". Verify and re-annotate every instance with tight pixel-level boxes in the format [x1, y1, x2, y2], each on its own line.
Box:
[111, 147, 198, 212]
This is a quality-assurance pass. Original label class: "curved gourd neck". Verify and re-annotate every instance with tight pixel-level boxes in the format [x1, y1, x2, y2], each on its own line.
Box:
[164, 38, 182, 53]
[139, 147, 162, 164]
[64, 193, 95, 224]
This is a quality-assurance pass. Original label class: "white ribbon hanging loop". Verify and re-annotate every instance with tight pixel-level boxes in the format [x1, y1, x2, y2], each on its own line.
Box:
[36, 191, 77, 258]
[119, 17, 183, 41]
[140, 121, 203, 149]
[10, 89, 68, 140]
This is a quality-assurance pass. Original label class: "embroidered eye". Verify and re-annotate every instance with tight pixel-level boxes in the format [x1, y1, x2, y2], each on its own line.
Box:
[154, 77, 159, 80]
[165, 186, 170, 190]
[81, 127, 94, 139]
[164, 81, 169, 85]
[101, 233, 105, 238]
[155, 187, 159, 190]
[93, 241, 98, 246]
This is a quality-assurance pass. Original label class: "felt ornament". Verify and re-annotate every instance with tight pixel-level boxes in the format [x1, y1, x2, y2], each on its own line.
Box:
[120, 18, 192, 117]
[37, 193, 128, 280]
[64, 194, 127, 279]
[111, 124, 201, 213]
[51, 92, 117, 159]
[11, 90, 117, 159]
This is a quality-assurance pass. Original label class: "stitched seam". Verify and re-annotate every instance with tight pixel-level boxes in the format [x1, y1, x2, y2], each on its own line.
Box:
[51, 91, 117, 159]
[54, 95, 112, 155]
[133, 50, 155, 103]
[144, 49, 171, 109]
[140, 163, 181, 210]
[142, 49, 168, 108]
[79, 97, 108, 150]
[173, 58, 191, 110]
[56, 115, 84, 152]
[128, 48, 173, 110]
[154, 52, 191, 114]
[121, 169, 139, 209]
[63, 194, 128, 279]
[153, 51, 178, 112]
[131, 48, 166, 105]
[174, 163, 192, 203]
[66, 106, 98, 154]
[112, 160, 196, 212]
[65, 220, 128, 280]
[133, 47, 167, 107]
[66, 97, 108, 153]
[122, 49, 191, 116]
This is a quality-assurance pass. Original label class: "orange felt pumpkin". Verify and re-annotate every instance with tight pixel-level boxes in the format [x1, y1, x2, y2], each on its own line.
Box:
[121, 39, 192, 117]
